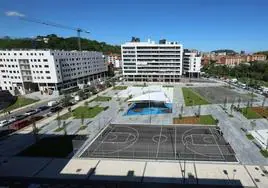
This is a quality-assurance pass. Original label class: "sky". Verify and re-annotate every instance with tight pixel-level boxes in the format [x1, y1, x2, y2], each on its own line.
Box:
[0, 0, 268, 52]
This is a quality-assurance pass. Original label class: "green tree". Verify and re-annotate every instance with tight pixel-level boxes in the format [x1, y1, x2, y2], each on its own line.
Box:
[61, 94, 72, 107]
[57, 111, 61, 129]
[31, 117, 39, 143]
[62, 121, 67, 135]
[262, 97, 266, 108]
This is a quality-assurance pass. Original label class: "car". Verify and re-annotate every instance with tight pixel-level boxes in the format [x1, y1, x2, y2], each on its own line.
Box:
[24, 110, 37, 116]
[37, 105, 49, 111]
[15, 114, 26, 120]
[0, 120, 10, 127]
[50, 106, 63, 113]
[8, 117, 17, 123]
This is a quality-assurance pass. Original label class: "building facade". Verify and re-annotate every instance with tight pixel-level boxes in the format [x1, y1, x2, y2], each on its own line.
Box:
[107, 53, 122, 68]
[247, 54, 267, 62]
[121, 40, 183, 82]
[0, 50, 107, 95]
[183, 50, 202, 77]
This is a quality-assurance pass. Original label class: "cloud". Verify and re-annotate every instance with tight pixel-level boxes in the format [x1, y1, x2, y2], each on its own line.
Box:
[5, 11, 25, 17]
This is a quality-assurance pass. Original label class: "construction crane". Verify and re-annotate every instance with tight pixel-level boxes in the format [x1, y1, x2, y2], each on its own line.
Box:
[19, 17, 90, 51]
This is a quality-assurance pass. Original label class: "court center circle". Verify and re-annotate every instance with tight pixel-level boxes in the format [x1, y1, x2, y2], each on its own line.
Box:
[152, 134, 168, 144]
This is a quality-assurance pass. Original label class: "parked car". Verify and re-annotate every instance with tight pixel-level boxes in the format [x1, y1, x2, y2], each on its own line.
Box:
[24, 110, 37, 116]
[15, 114, 26, 120]
[0, 120, 10, 127]
[50, 106, 63, 113]
[8, 117, 17, 123]
[37, 105, 49, 111]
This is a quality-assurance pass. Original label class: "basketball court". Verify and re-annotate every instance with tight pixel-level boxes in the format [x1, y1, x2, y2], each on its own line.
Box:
[80, 124, 237, 162]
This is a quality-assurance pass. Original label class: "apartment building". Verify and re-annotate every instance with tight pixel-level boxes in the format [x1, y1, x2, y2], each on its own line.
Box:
[107, 53, 122, 68]
[183, 50, 202, 77]
[247, 54, 267, 62]
[0, 50, 107, 95]
[121, 39, 183, 82]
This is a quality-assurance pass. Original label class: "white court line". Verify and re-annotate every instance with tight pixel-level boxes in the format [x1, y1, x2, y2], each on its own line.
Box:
[209, 127, 225, 160]
[92, 126, 115, 154]
[93, 125, 140, 155]
[181, 127, 225, 160]
[156, 125, 163, 158]
[102, 132, 131, 144]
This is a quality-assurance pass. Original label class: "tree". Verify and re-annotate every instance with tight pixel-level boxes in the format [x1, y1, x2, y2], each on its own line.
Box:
[57, 111, 61, 129]
[223, 97, 228, 109]
[250, 91, 254, 107]
[81, 112, 85, 126]
[197, 105, 201, 117]
[62, 121, 67, 135]
[250, 120, 256, 131]
[262, 97, 266, 108]
[61, 94, 72, 107]
[31, 117, 39, 143]
[77, 90, 85, 100]
[237, 97, 241, 109]
[180, 105, 184, 116]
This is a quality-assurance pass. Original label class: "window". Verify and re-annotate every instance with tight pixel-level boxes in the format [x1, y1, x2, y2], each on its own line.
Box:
[45, 71, 50, 74]
[43, 59, 48, 62]
[10, 87, 12, 90]
[33, 71, 35, 73]
[44, 65, 49, 68]
[38, 59, 41, 62]
[35, 65, 38, 68]
[36, 71, 39, 73]
[46, 76, 51, 79]
[39, 65, 42, 68]
[40, 71, 43, 73]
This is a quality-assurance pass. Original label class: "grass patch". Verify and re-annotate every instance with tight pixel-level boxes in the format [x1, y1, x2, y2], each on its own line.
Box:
[260, 150, 268, 158]
[54, 127, 65, 132]
[246, 134, 254, 140]
[73, 106, 104, 119]
[58, 112, 72, 120]
[93, 96, 112, 102]
[79, 125, 87, 131]
[173, 115, 217, 125]
[18, 135, 75, 158]
[2, 96, 39, 112]
[182, 88, 209, 106]
[133, 84, 145, 87]
[199, 115, 218, 125]
[113, 86, 128, 90]
[242, 108, 263, 119]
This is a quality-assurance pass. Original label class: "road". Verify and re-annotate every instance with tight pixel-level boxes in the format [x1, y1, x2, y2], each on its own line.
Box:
[0, 97, 62, 122]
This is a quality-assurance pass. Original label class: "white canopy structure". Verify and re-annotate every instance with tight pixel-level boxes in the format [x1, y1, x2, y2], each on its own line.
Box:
[128, 91, 171, 103]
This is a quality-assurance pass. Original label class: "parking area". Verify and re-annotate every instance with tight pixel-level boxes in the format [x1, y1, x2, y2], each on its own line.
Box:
[81, 124, 237, 162]
[192, 86, 256, 104]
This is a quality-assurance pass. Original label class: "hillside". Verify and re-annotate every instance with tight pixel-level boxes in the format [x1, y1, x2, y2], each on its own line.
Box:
[254, 51, 268, 56]
[0, 34, 121, 54]
[211, 49, 237, 55]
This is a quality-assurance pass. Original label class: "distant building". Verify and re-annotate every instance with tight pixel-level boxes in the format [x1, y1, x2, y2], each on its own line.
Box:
[183, 50, 202, 77]
[247, 54, 267, 62]
[107, 53, 122, 68]
[121, 39, 183, 82]
[0, 50, 107, 95]
[217, 55, 246, 66]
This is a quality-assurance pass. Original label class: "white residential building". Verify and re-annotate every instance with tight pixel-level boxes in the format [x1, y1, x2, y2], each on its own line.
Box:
[183, 50, 202, 77]
[107, 54, 122, 68]
[0, 50, 107, 95]
[121, 40, 183, 82]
